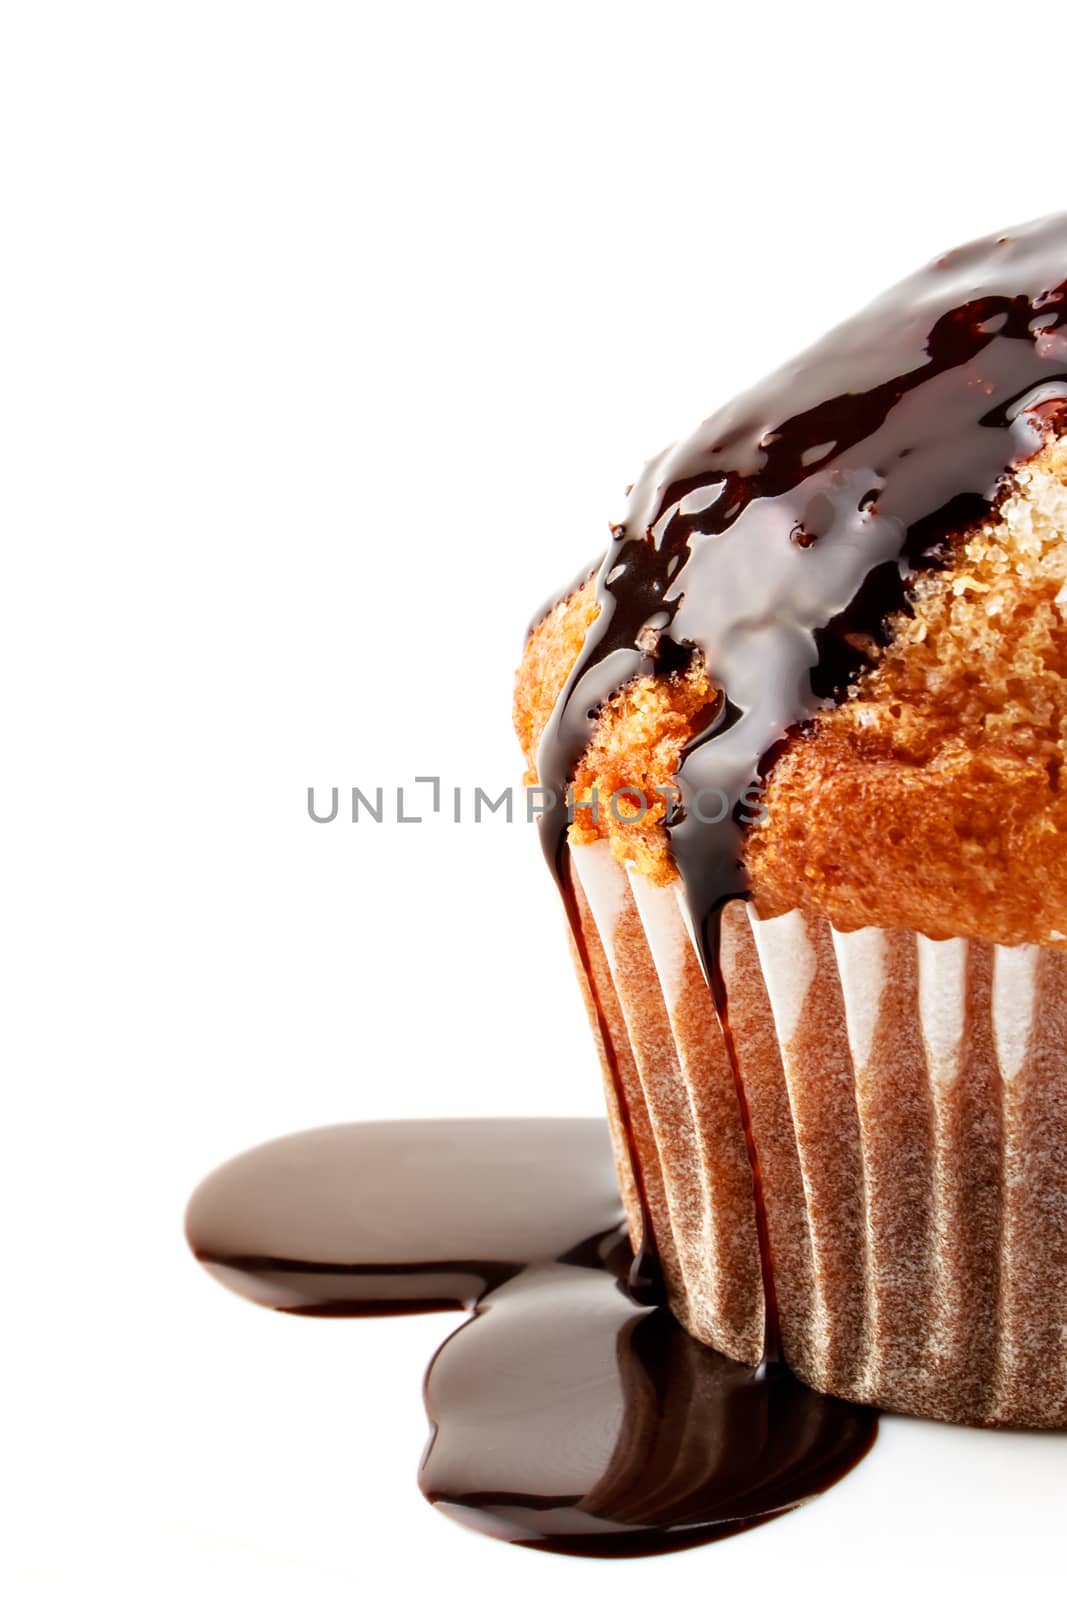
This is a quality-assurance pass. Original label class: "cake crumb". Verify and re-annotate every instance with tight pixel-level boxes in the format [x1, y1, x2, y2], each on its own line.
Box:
[514, 436, 1067, 946]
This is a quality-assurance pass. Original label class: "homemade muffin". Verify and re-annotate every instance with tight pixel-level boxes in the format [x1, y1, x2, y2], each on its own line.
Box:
[515, 216, 1067, 1426]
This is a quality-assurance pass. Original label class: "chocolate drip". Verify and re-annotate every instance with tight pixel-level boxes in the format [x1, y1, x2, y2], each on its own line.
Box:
[535, 214, 1067, 1354]
[186, 1118, 876, 1557]
[556, 852, 665, 1303]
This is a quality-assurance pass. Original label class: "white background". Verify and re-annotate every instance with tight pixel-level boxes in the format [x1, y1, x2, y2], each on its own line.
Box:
[4, 2, 1064, 1595]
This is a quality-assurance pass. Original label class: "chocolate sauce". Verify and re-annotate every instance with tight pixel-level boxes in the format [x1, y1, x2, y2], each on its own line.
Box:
[555, 861, 667, 1305]
[538, 214, 1067, 927]
[186, 1118, 876, 1557]
[535, 214, 1067, 1356]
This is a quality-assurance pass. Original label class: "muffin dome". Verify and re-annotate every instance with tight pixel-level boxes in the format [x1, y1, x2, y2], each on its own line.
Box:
[516, 431, 1067, 945]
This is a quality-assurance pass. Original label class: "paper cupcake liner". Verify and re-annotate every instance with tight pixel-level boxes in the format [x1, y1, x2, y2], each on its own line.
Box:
[566, 840, 1067, 1427]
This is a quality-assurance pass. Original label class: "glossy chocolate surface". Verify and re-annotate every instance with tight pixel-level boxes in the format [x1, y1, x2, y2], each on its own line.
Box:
[538, 214, 1067, 939]
[186, 1118, 876, 1557]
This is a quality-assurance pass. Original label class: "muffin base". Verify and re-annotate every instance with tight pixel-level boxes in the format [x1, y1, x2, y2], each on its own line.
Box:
[566, 840, 1067, 1428]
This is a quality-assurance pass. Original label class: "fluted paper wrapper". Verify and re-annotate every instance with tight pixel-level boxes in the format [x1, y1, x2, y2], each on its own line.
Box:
[566, 839, 1067, 1427]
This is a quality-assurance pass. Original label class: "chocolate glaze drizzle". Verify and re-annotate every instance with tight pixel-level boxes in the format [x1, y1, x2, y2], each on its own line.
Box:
[186, 1119, 876, 1557]
[539, 215, 1067, 923]
[535, 214, 1067, 1350]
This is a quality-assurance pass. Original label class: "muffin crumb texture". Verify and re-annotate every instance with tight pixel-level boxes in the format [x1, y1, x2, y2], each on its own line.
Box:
[514, 581, 601, 788]
[515, 579, 720, 885]
[515, 437, 1067, 946]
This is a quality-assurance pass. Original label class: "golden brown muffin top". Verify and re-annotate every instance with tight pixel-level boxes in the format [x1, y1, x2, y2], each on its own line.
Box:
[517, 218, 1067, 948]
[515, 436, 1067, 946]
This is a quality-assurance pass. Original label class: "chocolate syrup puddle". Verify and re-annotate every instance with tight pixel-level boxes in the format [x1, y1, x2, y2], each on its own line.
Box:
[186, 1118, 876, 1558]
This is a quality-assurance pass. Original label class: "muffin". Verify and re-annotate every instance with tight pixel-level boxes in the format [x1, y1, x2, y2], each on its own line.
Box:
[514, 214, 1067, 1428]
